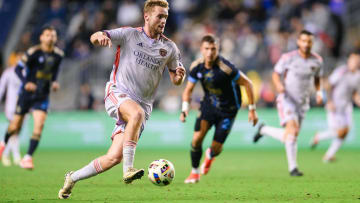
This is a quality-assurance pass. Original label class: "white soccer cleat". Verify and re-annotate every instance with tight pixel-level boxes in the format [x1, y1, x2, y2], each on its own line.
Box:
[123, 167, 144, 184]
[58, 171, 75, 199]
[1, 155, 11, 167]
[184, 172, 200, 184]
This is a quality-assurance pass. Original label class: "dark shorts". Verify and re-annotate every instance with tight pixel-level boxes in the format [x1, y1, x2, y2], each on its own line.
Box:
[15, 93, 49, 115]
[194, 103, 237, 144]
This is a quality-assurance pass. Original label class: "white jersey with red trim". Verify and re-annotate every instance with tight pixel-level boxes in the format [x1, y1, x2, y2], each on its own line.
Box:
[0, 67, 22, 120]
[104, 27, 183, 105]
[274, 50, 323, 107]
[328, 65, 360, 112]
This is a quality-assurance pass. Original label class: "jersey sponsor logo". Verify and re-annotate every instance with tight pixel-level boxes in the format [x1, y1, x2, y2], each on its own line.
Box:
[134, 50, 163, 71]
[159, 48, 167, 57]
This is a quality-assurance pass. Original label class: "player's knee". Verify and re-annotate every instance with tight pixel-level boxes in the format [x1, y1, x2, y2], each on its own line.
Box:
[130, 109, 145, 124]
[338, 128, 349, 139]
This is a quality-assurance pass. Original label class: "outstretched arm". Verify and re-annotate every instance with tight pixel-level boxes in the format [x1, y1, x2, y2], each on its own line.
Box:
[236, 72, 258, 126]
[90, 31, 112, 48]
[179, 81, 196, 122]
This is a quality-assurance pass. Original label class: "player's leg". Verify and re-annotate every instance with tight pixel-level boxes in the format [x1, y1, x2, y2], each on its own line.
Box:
[0, 114, 25, 159]
[118, 99, 146, 183]
[20, 110, 47, 170]
[201, 117, 234, 175]
[1, 141, 12, 166]
[323, 127, 349, 162]
[185, 119, 211, 183]
[59, 132, 125, 199]
[9, 134, 21, 165]
[284, 119, 302, 176]
[311, 110, 338, 148]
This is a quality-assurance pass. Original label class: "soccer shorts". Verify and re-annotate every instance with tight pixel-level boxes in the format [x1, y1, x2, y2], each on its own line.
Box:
[276, 94, 307, 127]
[104, 83, 151, 140]
[15, 93, 49, 115]
[194, 102, 237, 144]
[327, 105, 353, 130]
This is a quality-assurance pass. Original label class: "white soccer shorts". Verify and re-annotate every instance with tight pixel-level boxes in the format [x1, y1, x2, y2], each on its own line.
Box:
[276, 94, 307, 127]
[327, 105, 353, 130]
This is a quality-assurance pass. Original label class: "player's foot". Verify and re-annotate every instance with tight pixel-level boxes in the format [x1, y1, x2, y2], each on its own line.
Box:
[323, 156, 336, 163]
[184, 172, 200, 184]
[123, 167, 144, 184]
[1, 155, 11, 167]
[200, 148, 215, 175]
[58, 171, 75, 199]
[13, 156, 21, 166]
[19, 156, 34, 170]
[0, 142, 5, 160]
[253, 123, 265, 143]
[310, 135, 319, 150]
[290, 168, 303, 176]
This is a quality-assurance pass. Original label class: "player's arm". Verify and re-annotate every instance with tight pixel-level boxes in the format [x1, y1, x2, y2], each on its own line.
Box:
[179, 81, 196, 122]
[272, 72, 285, 94]
[0, 71, 9, 101]
[353, 91, 360, 107]
[169, 67, 186, 86]
[314, 76, 323, 105]
[236, 72, 258, 126]
[90, 31, 112, 48]
[51, 55, 63, 92]
[325, 79, 335, 111]
[15, 52, 36, 92]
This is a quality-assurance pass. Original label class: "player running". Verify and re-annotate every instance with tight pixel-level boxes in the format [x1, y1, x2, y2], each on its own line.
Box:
[253, 30, 323, 176]
[180, 34, 258, 184]
[310, 51, 360, 162]
[0, 59, 23, 166]
[0, 25, 63, 170]
[58, 0, 186, 199]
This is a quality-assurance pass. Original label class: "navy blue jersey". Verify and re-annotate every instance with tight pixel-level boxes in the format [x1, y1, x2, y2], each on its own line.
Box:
[188, 56, 242, 113]
[16, 45, 64, 99]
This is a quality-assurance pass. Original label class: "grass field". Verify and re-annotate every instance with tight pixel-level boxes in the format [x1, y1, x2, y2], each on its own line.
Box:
[1, 148, 359, 202]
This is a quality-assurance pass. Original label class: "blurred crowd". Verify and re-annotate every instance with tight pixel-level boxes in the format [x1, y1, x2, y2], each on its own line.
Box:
[3, 0, 360, 111]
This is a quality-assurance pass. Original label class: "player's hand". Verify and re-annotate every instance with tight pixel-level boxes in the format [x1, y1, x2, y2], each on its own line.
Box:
[179, 111, 188, 123]
[24, 82, 37, 92]
[316, 92, 323, 105]
[277, 85, 285, 94]
[248, 109, 258, 126]
[326, 100, 335, 112]
[51, 82, 60, 92]
[175, 67, 186, 82]
[96, 33, 112, 48]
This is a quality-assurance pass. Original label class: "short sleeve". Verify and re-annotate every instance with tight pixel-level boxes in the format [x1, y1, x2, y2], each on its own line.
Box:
[103, 27, 131, 45]
[188, 66, 199, 84]
[274, 54, 288, 74]
[166, 43, 183, 72]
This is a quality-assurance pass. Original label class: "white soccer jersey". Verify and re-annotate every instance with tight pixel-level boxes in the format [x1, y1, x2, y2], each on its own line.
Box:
[0, 67, 22, 120]
[274, 50, 323, 107]
[328, 65, 360, 112]
[104, 27, 183, 105]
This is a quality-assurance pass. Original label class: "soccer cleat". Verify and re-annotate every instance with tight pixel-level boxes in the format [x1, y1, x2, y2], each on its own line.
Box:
[58, 171, 75, 199]
[0, 142, 5, 160]
[13, 156, 21, 166]
[323, 156, 336, 163]
[184, 172, 200, 184]
[290, 168, 303, 177]
[253, 123, 265, 143]
[19, 157, 34, 170]
[200, 148, 215, 175]
[123, 168, 144, 184]
[2, 155, 11, 167]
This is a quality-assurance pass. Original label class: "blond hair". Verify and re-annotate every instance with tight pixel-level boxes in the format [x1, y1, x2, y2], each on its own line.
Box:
[144, 0, 169, 14]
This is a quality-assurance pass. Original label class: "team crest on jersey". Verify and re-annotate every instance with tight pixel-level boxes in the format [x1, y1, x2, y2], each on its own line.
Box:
[39, 56, 44, 63]
[159, 48, 167, 57]
[197, 72, 202, 78]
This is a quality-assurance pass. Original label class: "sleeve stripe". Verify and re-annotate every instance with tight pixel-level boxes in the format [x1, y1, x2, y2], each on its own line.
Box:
[232, 71, 240, 82]
[18, 61, 26, 68]
[188, 76, 197, 83]
[103, 30, 111, 39]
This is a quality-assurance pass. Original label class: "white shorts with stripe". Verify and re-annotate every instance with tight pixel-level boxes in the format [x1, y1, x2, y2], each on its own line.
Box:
[327, 105, 352, 130]
[276, 94, 308, 127]
[104, 82, 151, 139]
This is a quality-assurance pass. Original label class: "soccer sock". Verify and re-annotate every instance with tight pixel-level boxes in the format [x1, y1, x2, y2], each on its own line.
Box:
[316, 130, 337, 142]
[285, 134, 298, 172]
[4, 131, 12, 144]
[71, 158, 103, 182]
[190, 145, 202, 170]
[10, 135, 21, 161]
[324, 138, 343, 160]
[27, 139, 39, 156]
[260, 125, 285, 142]
[123, 140, 137, 174]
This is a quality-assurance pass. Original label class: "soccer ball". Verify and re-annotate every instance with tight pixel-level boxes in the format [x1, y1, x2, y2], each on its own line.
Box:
[147, 159, 175, 186]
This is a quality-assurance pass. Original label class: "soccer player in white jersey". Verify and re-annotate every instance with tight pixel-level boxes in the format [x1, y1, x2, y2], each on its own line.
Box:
[310, 51, 360, 162]
[253, 30, 324, 176]
[59, 0, 186, 199]
[0, 65, 22, 166]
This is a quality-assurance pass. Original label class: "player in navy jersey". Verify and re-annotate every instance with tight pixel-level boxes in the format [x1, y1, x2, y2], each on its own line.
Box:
[0, 25, 63, 170]
[180, 34, 258, 184]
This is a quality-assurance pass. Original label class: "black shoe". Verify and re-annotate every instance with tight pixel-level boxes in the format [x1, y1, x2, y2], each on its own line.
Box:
[290, 168, 303, 177]
[253, 123, 265, 143]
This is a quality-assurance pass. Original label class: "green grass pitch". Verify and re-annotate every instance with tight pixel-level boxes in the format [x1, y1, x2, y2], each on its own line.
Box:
[1, 149, 359, 202]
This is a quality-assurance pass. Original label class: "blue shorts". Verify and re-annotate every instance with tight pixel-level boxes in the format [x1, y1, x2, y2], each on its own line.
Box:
[15, 93, 49, 115]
